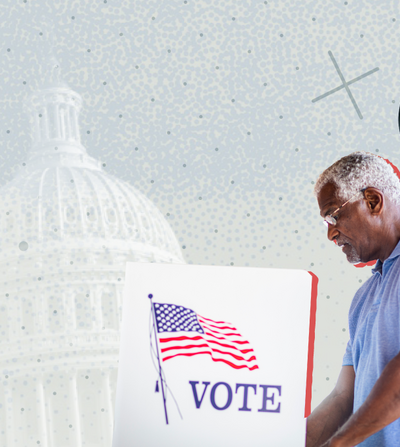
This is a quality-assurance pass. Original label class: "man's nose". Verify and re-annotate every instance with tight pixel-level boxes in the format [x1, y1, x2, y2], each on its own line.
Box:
[327, 224, 339, 242]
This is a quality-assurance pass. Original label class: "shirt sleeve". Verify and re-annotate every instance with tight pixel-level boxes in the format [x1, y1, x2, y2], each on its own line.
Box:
[342, 339, 353, 366]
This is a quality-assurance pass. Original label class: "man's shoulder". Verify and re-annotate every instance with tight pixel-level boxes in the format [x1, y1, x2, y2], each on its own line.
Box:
[348, 274, 379, 316]
[349, 259, 400, 315]
[356, 273, 378, 296]
[386, 254, 400, 281]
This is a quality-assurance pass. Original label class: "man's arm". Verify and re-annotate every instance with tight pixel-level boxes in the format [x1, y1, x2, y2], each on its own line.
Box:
[306, 365, 355, 447]
[320, 351, 400, 447]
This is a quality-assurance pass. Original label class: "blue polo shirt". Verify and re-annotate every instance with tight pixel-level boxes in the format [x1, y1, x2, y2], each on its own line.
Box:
[343, 239, 400, 446]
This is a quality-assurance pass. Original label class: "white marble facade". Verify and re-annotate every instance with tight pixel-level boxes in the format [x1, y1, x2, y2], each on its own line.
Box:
[0, 67, 184, 446]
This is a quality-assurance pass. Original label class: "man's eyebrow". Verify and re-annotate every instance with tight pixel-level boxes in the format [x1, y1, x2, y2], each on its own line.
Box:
[321, 206, 336, 218]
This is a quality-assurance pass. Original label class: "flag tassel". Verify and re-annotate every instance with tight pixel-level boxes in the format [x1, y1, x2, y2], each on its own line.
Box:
[155, 380, 159, 392]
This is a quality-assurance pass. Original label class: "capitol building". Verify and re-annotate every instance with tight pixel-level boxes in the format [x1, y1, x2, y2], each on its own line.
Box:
[0, 68, 184, 446]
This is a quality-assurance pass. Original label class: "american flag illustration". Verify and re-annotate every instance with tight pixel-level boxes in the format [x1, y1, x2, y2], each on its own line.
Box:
[153, 302, 259, 371]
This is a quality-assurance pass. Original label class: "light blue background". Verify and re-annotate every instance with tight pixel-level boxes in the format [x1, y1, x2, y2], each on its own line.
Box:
[1, 0, 398, 423]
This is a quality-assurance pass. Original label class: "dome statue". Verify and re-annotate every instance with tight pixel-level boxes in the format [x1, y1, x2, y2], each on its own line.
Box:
[0, 63, 184, 446]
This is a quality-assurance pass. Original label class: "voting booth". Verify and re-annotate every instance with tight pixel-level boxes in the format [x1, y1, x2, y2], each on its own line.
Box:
[112, 263, 318, 447]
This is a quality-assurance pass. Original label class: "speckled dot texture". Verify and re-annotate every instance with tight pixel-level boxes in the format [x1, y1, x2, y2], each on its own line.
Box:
[0, 0, 399, 444]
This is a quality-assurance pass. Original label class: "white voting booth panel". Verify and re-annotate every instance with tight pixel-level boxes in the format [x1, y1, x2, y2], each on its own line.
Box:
[113, 263, 317, 447]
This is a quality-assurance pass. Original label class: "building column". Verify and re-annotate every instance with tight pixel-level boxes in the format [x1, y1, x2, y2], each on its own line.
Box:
[71, 372, 83, 446]
[36, 378, 49, 447]
[103, 372, 115, 445]
[53, 104, 61, 140]
[4, 385, 14, 447]
[60, 107, 66, 140]
[71, 107, 80, 143]
[95, 286, 103, 331]
[65, 106, 72, 141]
[63, 290, 74, 333]
[43, 107, 50, 141]
[34, 113, 41, 143]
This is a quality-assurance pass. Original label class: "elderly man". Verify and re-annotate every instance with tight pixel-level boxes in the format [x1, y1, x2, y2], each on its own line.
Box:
[306, 151, 400, 447]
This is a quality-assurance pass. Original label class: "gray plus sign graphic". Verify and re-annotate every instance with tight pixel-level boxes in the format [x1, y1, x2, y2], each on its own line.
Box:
[312, 51, 379, 120]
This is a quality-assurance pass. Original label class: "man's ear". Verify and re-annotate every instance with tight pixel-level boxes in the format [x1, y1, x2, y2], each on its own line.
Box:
[363, 187, 384, 215]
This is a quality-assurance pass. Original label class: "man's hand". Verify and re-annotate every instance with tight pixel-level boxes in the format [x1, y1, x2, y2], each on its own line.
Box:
[306, 366, 354, 447]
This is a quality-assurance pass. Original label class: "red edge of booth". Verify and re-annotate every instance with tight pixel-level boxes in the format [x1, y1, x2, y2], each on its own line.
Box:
[305, 271, 319, 418]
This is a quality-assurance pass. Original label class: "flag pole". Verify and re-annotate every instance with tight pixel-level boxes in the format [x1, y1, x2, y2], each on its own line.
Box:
[148, 294, 169, 425]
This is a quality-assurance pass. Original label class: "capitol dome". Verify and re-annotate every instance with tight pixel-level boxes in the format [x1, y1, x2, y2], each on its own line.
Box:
[0, 149, 183, 263]
[0, 79, 182, 263]
[0, 64, 184, 446]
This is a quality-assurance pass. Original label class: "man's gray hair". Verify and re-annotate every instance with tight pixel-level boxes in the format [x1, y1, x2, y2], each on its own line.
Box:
[314, 151, 400, 205]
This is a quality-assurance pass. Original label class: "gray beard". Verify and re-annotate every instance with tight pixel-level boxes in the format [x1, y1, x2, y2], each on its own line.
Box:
[345, 244, 361, 264]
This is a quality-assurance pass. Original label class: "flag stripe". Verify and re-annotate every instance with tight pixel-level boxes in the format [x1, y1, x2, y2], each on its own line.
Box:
[197, 315, 232, 325]
[199, 319, 237, 330]
[162, 347, 257, 365]
[203, 328, 242, 337]
[159, 335, 254, 354]
[160, 332, 250, 347]
[159, 336, 203, 343]
[204, 331, 250, 345]
[160, 340, 254, 357]
[160, 337, 257, 361]
[162, 351, 259, 371]
[199, 322, 238, 331]
[161, 344, 209, 352]
[208, 348, 257, 362]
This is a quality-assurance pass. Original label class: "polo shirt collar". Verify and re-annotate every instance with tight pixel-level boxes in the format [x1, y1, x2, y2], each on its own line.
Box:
[372, 239, 400, 275]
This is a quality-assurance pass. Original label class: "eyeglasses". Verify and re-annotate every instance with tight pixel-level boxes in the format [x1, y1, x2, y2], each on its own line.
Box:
[323, 189, 365, 227]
